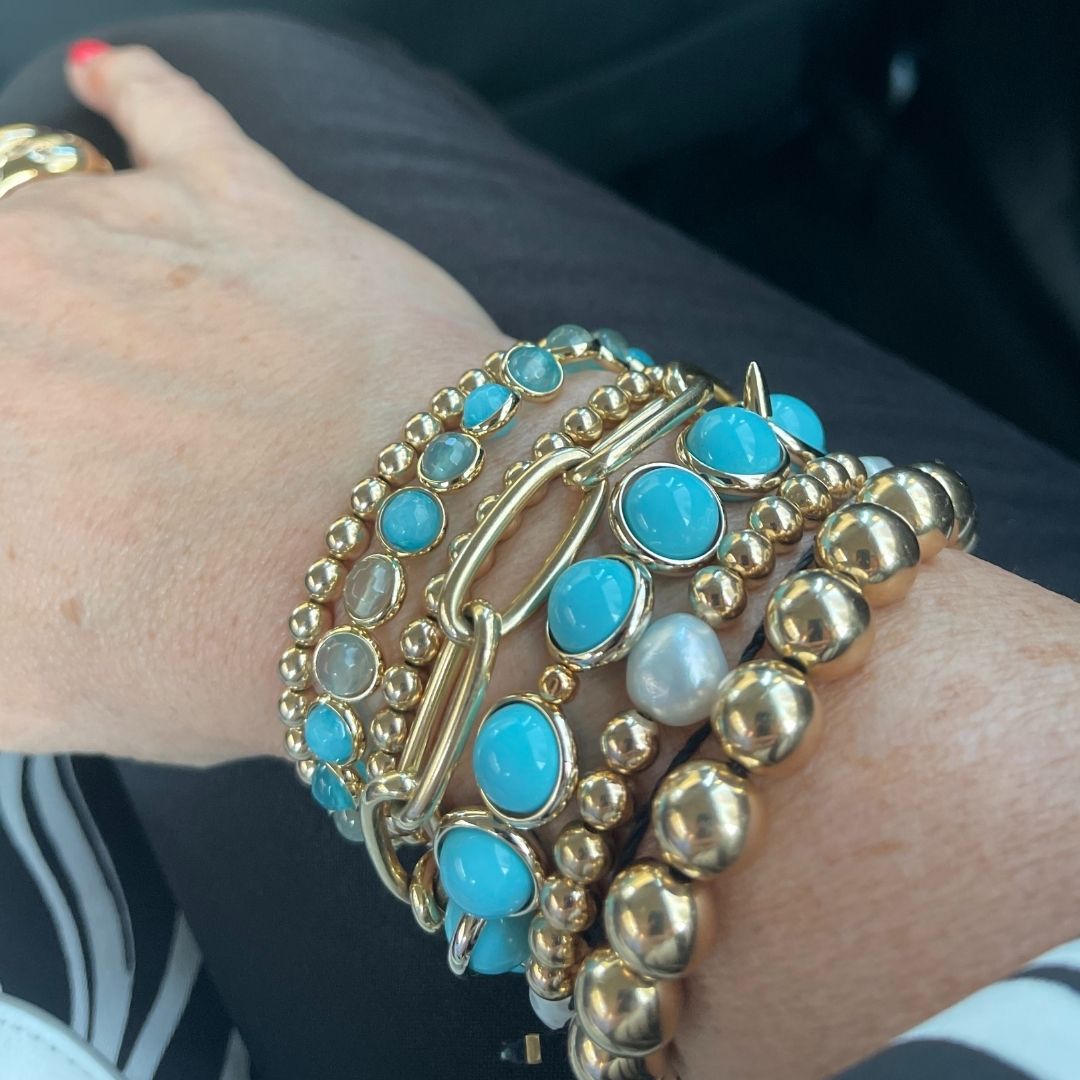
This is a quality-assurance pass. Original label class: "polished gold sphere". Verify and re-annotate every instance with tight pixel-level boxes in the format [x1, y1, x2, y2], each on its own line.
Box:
[604, 860, 717, 979]
[370, 707, 409, 754]
[540, 875, 597, 934]
[688, 564, 747, 628]
[325, 514, 368, 561]
[562, 405, 605, 445]
[644, 364, 665, 389]
[804, 456, 852, 504]
[365, 750, 395, 779]
[403, 410, 442, 450]
[554, 823, 612, 884]
[377, 441, 416, 486]
[815, 503, 920, 606]
[296, 757, 317, 785]
[566, 1019, 670, 1080]
[289, 600, 330, 647]
[578, 770, 634, 831]
[278, 646, 313, 690]
[283, 726, 310, 761]
[530, 915, 587, 969]
[382, 664, 424, 711]
[912, 460, 976, 549]
[475, 492, 500, 523]
[430, 385, 465, 427]
[828, 452, 868, 492]
[857, 466, 954, 561]
[712, 659, 821, 775]
[660, 363, 690, 398]
[483, 349, 506, 378]
[526, 957, 576, 1001]
[653, 760, 761, 879]
[503, 457, 533, 488]
[351, 476, 390, 519]
[601, 712, 660, 775]
[575, 947, 683, 1057]
[748, 495, 804, 547]
[400, 617, 442, 667]
[278, 688, 310, 727]
[779, 473, 831, 522]
[423, 572, 447, 617]
[539, 663, 579, 705]
[533, 429, 574, 458]
[305, 556, 345, 601]
[764, 568, 874, 679]
[616, 370, 653, 405]
[458, 367, 491, 394]
[718, 528, 776, 581]
[589, 384, 631, 424]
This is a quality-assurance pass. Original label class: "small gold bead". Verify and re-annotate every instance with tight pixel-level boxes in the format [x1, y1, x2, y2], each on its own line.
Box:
[278, 688, 310, 727]
[305, 556, 345, 601]
[829, 451, 868, 492]
[765, 567, 874, 679]
[278, 646, 313, 690]
[449, 531, 472, 561]
[530, 915, 587, 969]
[538, 664, 578, 706]
[857, 466, 954, 561]
[779, 473, 831, 522]
[366, 750, 395, 779]
[475, 492, 500, 524]
[600, 711, 659, 775]
[578, 770, 633, 831]
[325, 515, 369, 560]
[423, 572, 446, 617]
[815, 503, 920, 606]
[399, 617, 442, 666]
[351, 476, 389, 520]
[588, 385, 630, 424]
[689, 565, 747, 628]
[567, 1018, 671, 1080]
[296, 758, 317, 785]
[383, 664, 423, 711]
[377, 441, 416, 485]
[540, 875, 597, 934]
[912, 460, 977, 549]
[713, 659, 821, 775]
[283, 726, 310, 761]
[533, 430, 574, 458]
[289, 600, 330, 647]
[660, 363, 690, 398]
[718, 529, 775, 581]
[458, 367, 491, 394]
[804, 456, 851, 505]
[371, 707, 409, 754]
[403, 411, 442, 450]
[561, 405, 604, 446]
[483, 349, 506, 379]
[654, 760, 761, 879]
[645, 365, 665, 389]
[503, 458, 532, 488]
[430, 386, 465, 427]
[616, 370, 652, 405]
[554, 823, 611, 884]
[748, 495, 804, 548]
[526, 958, 576, 1001]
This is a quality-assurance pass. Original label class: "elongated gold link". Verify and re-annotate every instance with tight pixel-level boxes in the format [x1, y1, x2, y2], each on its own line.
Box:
[359, 770, 418, 903]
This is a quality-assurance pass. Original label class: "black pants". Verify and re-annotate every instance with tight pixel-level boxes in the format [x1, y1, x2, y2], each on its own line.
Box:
[2, 12, 1078, 1080]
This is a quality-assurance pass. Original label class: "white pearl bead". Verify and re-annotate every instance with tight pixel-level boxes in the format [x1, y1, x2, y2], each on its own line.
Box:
[626, 613, 728, 727]
[860, 455, 894, 478]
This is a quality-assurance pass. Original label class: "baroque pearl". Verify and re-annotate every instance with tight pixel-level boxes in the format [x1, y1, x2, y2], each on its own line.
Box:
[626, 613, 728, 727]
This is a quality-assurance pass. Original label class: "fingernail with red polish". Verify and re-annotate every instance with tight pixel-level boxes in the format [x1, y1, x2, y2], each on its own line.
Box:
[68, 39, 110, 65]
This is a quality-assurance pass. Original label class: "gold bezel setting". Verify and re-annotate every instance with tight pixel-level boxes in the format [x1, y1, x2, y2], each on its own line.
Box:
[312, 625, 384, 703]
[675, 425, 790, 500]
[501, 343, 566, 402]
[342, 551, 406, 629]
[416, 431, 485, 493]
[374, 485, 448, 559]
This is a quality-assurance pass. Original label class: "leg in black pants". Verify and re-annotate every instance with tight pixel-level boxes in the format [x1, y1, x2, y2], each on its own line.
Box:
[2, 12, 1078, 1080]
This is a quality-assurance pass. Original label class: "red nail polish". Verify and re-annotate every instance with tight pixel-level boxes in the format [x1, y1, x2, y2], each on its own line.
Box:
[67, 38, 110, 65]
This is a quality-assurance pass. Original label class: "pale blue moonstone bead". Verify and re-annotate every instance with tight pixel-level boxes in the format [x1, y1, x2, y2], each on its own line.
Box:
[439, 827, 534, 919]
[421, 431, 477, 483]
[304, 702, 353, 764]
[626, 613, 729, 727]
[861, 455, 893, 478]
[547, 557, 636, 655]
[311, 763, 354, 811]
[770, 393, 826, 452]
[463, 382, 514, 430]
[623, 466, 720, 561]
[443, 900, 531, 975]
[380, 488, 444, 553]
[507, 345, 562, 393]
[473, 700, 560, 816]
[594, 327, 629, 361]
[545, 324, 592, 350]
[625, 346, 656, 367]
[686, 406, 782, 475]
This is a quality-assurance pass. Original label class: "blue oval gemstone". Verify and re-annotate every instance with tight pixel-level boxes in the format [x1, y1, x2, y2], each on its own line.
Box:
[439, 827, 534, 919]
[594, 328, 629, 361]
[545, 324, 592, 350]
[421, 431, 478, 483]
[547, 557, 636, 655]
[443, 900, 531, 975]
[474, 700, 561, 817]
[506, 345, 562, 394]
[311, 763, 354, 811]
[686, 406, 782, 475]
[380, 488, 444, 554]
[770, 393, 826, 452]
[304, 702, 354, 764]
[625, 346, 656, 367]
[463, 383, 515, 430]
[623, 466, 721, 561]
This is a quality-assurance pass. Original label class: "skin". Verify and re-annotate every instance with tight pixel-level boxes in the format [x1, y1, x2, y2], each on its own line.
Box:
[3, 44, 1079, 1080]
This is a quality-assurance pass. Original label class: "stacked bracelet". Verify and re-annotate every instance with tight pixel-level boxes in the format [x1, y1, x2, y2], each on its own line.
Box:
[274, 325, 976, 1079]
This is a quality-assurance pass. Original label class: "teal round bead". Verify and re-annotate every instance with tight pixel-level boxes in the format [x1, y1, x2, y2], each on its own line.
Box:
[311, 763, 353, 811]
[547, 556, 636, 655]
[506, 345, 562, 394]
[463, 383, 515, 430]
[420, 431, 477, 483]
[380, 488, 444, 554]
[594, 327, 629, 361]
[473, 700, 561, 817]
[443, 900, 531, 975]
[304, 702, 353, 764]
[625, 346, 656, 367]
[439, 827, 535, 919]
[545, 324, 592, 350]
[686, 406, 783, 475]
[770, 393, 826, 452]
[623, 466, 721, 561]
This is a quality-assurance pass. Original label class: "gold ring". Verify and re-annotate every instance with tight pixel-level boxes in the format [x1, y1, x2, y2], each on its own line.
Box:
[0, 123, 112, 200]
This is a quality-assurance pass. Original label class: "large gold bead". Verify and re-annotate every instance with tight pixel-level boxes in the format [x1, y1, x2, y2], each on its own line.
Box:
[351, 476, 389, 519]
[578, 770, 634, 831]
[688, 565, 747, 628]
[912, 460, 977, 549]
[430, 385, 465, 427]
[567, 1019, 670, 1080]
[601, 712, 660, 775]
[377, 441, 416, 485]
[779, 473, 831, 522]
[815, 502, 920, 606]
[589, 385, 631, 424]
[325, 514, 369, 561]
[718, 529, 775, 582]
[653, 760, 761, 879]
[804, 456, 852, 504]
[575, 948, 683, 1057]
[765, 568, 874, 680]
[748, 495, 804, 548]
[530, 915, 587, 969]
[712, 659, 821, 775]
[403, 411, 442, 450]
[562, 405, 605, 445]
[554, 823, 612, 884]
[540, 875, 597, 934]
[828, 451, 868, 492]
[857, 467, 954, 561]
[604, 860, 717, 979]
[382, 664, 424, 711]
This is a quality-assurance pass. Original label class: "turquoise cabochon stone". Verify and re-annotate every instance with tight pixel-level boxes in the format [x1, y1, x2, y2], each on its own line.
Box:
[686, 406, 783, 475]
[770, 393, 826, 452]
[506, 345, 562, 394]
[304, 702, 353, 764]
[438, 826, 535, 919]
[594, 328, 629, 361]
[420, 431, 478, 483]
[443, 899, 531, 975]
[380, 488, 444, 553]
[625, 346, 655, 367]
[473, 700, 561, 817]
[547, 556, 636, 655]
[463, 382, 515, 429]
[622, 466, 721, 561]
[311, 763, 354, 812]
